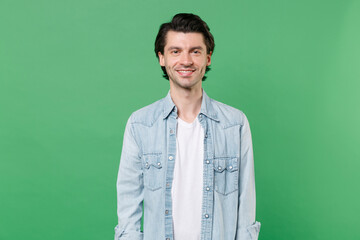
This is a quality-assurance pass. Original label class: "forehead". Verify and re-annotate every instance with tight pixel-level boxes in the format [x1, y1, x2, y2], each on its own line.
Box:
[164, 31, 206, 48]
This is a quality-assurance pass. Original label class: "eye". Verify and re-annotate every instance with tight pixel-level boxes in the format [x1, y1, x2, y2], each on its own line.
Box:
[171, 50, 179, 54]
[193, 50, 201, 54]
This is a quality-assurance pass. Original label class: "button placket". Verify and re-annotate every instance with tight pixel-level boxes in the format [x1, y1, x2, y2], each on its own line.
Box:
[199, 116, 214, 240]
[165, 113, 177, 239]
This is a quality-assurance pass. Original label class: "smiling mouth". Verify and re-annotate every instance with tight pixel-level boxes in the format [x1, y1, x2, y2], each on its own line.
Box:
[176, 69, 195, 76]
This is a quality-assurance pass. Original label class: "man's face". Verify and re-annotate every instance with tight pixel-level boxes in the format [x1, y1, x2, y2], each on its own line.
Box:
[158, 31, 212, 90]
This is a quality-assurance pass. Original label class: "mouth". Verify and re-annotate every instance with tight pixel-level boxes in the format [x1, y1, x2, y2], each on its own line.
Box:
[176, 69, 195, 77]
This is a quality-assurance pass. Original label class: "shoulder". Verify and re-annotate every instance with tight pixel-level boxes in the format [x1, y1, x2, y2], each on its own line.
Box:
[128, 98, 165, 127]
[209, 97, 248, 127]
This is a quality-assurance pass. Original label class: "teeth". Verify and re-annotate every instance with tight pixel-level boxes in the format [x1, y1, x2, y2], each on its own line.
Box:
[178, 70, 193, 73]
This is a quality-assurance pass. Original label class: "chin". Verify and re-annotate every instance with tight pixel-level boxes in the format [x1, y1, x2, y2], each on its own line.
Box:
[180, 80, 201, 89]
[170, 75, 201, 88]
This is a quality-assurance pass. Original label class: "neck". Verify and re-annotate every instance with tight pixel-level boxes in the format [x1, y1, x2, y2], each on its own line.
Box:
[170, 85, 203, 123]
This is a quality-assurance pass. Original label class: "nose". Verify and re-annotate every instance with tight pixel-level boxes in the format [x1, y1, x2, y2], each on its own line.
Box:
[179, 52, 193, 66]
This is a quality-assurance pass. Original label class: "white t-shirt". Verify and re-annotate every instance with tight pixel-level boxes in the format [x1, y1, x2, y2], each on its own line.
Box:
[171, 117, 204, 240]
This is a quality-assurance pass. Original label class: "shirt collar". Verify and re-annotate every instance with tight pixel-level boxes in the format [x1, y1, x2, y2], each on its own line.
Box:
[162, 89, 219, 122]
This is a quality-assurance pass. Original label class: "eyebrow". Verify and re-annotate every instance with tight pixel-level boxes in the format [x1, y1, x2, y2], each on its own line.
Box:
[167, 46, 204, 51]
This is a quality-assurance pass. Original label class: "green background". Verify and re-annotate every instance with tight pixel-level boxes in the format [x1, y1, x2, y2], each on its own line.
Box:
[1, 0, 359, 239]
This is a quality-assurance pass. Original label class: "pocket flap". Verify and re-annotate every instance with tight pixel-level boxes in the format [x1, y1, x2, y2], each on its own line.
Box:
[226, 158, 238, 172]
[213, 158, 226, 172]
[213, 158, 238, 172]
[143, 154, 162, 169]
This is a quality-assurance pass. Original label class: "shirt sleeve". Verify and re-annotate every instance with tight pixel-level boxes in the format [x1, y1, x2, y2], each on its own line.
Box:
[236, 113, 261, 240]
[114, 114, 144, 240]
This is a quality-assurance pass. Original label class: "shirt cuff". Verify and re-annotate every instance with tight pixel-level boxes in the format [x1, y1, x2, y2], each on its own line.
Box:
[238, 221, 261, 240]
[114, 225, 143, 240]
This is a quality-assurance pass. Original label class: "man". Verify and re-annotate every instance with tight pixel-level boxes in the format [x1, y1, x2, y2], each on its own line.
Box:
[114, 13, 261, 240]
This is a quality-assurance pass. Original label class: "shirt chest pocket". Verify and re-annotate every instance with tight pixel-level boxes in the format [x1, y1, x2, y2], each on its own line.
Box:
[213, 157, 239, 195]
[142, 154, 163, 191]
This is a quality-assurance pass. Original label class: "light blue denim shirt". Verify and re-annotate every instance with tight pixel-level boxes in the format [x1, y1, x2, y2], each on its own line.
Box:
[115, 90, 261, 240]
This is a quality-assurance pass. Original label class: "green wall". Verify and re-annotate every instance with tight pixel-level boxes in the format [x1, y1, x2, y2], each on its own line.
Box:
[1, 0, 359, 239]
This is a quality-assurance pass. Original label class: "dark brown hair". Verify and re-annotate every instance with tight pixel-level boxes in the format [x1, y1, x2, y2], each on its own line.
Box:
[154, 13, 215, 81]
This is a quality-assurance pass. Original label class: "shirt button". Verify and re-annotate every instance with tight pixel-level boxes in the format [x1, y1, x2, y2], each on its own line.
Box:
[170, 129, 174, 134]
[169, 156, 173, 160]
[199, 114, 202, 118]
[165, 210, 169, 215]
[157, 162, 161, 166]
[166, 238, 170, 240]
[205, 214, 209, 218]
[218, 166, 222, 170]
[166, 183, 170, 187]
[206, 160, 210, 164]
[229, 166, 233, 170]
[206, 187, 210, 191]
[205, 134, 208, 138]
[145, 162, 149, 167]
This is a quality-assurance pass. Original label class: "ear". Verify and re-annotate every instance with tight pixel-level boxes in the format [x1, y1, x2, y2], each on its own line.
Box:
[206, 51, 212, 66]
[158, 52, 165, 66]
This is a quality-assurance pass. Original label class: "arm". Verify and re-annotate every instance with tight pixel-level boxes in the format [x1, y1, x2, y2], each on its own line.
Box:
[114, 114, 144, 240]
[236, 114, 261, 240]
